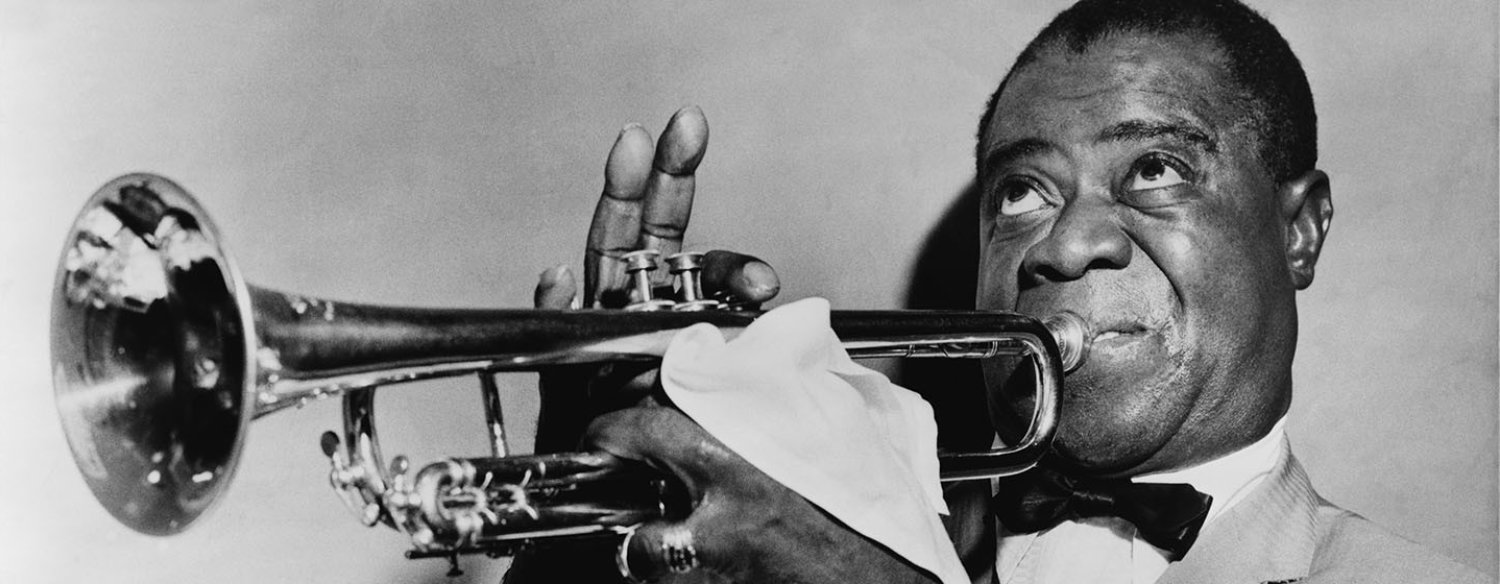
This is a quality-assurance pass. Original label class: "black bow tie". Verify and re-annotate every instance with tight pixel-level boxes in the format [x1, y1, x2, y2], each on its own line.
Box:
[991, 468, 1213, 561]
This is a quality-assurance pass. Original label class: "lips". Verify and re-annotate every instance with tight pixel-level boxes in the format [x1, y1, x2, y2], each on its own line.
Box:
[1015, 298, 1168, 351]
[1093, 322, 1153, 343]
[1094, 330, 1131, 342]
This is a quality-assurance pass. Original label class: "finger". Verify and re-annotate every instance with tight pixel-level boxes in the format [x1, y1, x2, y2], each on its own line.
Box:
[533, 265, 579, 309]
[623, 521, 704, 583]
[700, 250, 781, 307]
[586, 124, 656, 306]
[582, 407, 725, 492]
[640, 106, 709, 282]
[532, 263, 587, 455]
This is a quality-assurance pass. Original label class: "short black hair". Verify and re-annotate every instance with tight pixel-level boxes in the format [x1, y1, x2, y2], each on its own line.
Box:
[977, 0, 1317, 183]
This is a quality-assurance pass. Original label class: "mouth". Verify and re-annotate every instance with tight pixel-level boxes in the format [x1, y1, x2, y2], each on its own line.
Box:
[1091, 322, 1156, 345]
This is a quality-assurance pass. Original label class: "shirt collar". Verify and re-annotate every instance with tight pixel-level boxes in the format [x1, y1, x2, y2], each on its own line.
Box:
[1131, 416, 1288, 525]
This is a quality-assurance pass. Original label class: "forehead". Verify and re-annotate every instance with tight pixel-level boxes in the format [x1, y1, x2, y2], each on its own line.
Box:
[983, 33, 1242, 152]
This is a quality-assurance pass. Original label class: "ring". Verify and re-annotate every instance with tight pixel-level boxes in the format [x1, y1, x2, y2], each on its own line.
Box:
[660, 525, 699, 574]
[617, 526, 644, 584]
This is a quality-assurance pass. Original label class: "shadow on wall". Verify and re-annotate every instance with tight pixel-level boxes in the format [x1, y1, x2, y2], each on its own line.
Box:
[894, 181, 994, 454]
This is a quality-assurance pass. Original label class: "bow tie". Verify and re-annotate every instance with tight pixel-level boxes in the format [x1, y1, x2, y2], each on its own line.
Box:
[991, 468, 1213, 561]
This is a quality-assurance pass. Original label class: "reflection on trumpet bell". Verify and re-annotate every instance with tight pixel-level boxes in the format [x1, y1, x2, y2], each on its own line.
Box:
[51, 173, 1087, 558]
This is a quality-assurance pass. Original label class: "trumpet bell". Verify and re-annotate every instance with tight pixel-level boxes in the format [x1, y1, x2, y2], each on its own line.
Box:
[52, 173, 255, 535]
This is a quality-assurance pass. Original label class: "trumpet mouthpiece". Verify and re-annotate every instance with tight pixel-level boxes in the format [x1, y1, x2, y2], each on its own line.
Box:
[1043, 311, 1091, 373]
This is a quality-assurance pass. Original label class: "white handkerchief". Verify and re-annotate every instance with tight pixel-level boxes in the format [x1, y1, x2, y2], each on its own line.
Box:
[660, 298, 968, 584]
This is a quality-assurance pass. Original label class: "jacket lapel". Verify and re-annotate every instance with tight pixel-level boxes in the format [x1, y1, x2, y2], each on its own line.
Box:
[1156, 447, 1320, 584]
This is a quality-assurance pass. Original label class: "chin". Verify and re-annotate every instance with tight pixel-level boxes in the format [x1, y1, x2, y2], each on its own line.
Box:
[985, 347, 1193, 478]
[1045, 421, 1168, 477]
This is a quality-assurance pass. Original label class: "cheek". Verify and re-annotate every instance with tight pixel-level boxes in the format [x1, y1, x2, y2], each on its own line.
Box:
[1136, 205, 1267, 306]
[1141, 202, 1289, 364]
[976, 254, 1019, 310]
[1157, 230, 1195, 264]
[977, 234, 1030, 311]
[1143, 228, 1197, 295]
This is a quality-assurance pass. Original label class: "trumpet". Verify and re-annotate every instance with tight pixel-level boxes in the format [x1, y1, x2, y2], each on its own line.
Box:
[52, 173, 1089, 562]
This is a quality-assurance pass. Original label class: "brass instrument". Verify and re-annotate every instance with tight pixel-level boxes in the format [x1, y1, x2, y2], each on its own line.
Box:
[52, 173, 1088, 562]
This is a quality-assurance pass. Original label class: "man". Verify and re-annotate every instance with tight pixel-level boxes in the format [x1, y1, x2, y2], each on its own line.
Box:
[515, 1, 1490, 582]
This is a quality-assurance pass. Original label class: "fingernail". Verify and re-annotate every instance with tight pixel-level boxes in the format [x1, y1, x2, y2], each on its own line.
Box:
[539, 264, 569, 283]
[619, 122, 644, 137]
[740, 261, 781, 299]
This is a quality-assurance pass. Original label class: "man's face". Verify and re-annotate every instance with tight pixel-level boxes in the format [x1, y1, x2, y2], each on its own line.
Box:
[977, 33, 1300, 476]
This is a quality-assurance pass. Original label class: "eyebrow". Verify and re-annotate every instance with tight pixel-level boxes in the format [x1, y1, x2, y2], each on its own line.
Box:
[980, 118, 1220, 176]
[1097, 119, 1218, 153]
[980, 138, 1052, 175]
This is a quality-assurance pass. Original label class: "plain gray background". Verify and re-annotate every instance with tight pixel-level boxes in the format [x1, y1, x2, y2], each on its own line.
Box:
[0, 1, 1494, 582]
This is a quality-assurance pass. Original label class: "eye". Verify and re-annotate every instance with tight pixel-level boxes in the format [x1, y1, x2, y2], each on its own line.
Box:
[997, 179, 1053, 216]
[1125, 155, 1188, 192]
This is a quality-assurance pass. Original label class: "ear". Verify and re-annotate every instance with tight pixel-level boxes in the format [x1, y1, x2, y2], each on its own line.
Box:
[1279, 169, 1333, 290]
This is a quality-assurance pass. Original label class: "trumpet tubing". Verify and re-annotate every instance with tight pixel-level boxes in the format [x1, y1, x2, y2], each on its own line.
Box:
[52, 174, 1086, 559]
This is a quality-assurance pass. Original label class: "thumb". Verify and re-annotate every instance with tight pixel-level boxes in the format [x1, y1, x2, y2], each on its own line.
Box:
[701, 250, 780, 307]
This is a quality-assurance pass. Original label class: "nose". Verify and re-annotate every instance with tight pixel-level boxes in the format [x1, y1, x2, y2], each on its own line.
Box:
[1021, 197, 1131, 283]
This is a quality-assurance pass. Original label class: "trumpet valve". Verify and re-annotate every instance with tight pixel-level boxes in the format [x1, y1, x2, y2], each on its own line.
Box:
[666, 252, 721, 311]
[622, 250, 674, 311]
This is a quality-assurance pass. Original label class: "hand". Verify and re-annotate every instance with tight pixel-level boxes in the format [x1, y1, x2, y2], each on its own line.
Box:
[506, 110, 914, 583]
[534, 106, 780, 311]
[588, 406, 939, 584]
[528, 107, 782, 453]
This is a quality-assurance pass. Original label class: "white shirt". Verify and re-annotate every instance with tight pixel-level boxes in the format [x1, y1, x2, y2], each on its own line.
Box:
[994, 417, 1289, 584]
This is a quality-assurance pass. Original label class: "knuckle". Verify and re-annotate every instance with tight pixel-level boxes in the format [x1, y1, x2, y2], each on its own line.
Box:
[583, 407, 666, 446]
[590, 246, 640, 260]
[641, 221, 687, 240]
[580, 409, 636, 446]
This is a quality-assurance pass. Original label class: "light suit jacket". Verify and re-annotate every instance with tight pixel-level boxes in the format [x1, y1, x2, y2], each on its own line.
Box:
[944, 453, 1492, 584]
